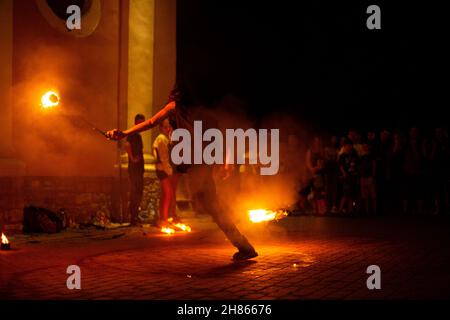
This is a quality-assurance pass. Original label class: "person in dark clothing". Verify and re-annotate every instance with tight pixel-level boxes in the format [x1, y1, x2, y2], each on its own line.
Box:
[124, 114, 146, 226]
[367, 129, 380, 158]
[339, 139, 359, 214]
[324, 135, 340, 214]
[106, 83, 258, 261]
[397, 127, 427, 215]
[306, 137, 326, 214]
[430, 127, 450, 215]
[359, 141, 377, 215]
[377, 129, 393, 215]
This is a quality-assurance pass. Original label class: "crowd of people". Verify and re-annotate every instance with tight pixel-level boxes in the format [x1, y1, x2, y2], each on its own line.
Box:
[125, 107, 450, 221]
[296, 127, 450, 216]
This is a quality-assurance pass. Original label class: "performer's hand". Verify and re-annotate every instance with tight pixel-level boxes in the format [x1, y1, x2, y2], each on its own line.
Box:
[106, 129, 126, 141]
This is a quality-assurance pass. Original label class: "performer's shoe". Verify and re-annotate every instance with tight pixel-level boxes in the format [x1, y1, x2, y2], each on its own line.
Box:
[168, 216, 183, 224]
[232, 248, 258, 261]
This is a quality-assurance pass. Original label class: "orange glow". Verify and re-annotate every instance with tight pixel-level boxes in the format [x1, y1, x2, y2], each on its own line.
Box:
[167, 218, 192, 233]
[248, 209, 288, 223]
[161, 227, 175, 235]
[173, 223, 192, 232]
[1, 233, 9, 245]
[40, 91, 60, 109]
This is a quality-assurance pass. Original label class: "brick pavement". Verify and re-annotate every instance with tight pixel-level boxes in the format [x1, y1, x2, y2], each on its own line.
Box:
[1, 216, 450, 299]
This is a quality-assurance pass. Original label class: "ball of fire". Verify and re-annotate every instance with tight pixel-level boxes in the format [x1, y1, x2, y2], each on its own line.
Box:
[248, 209, 288, 223]
[40, 91, 60, 109]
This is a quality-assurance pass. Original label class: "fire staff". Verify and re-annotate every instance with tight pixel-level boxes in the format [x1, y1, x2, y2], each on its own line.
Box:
[106, 82, 258, 261]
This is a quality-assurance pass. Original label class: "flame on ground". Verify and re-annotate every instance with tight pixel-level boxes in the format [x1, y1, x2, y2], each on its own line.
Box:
[248, 209, 288, 223]
[41, 91, 60, 109]
[161, 227, 175, 235]
[167, 218, 192, 232]
[1, 233, 9, 244]
[173, 223, 192, 232]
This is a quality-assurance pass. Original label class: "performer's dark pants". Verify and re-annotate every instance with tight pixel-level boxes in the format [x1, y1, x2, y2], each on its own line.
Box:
[129, 168, 144, 224]
[187, 165, 254, 251]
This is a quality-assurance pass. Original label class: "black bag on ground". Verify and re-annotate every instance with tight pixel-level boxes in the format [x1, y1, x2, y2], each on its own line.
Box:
[23, 206, 64, 233]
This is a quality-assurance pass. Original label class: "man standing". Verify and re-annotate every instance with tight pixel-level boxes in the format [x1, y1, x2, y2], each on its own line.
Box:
[125, 114, 145, 226]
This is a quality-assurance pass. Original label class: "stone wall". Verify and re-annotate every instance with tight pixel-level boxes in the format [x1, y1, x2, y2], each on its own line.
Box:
[0, 172, 161, 226]
[0, 176, 24, 224]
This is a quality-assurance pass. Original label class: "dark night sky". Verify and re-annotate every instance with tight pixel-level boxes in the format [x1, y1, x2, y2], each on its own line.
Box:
[177, 1, 447, 133]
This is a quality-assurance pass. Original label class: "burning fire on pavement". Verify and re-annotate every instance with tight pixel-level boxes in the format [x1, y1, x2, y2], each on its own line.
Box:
[161, 227, 175, 235]
[160, 218, 192, 235]
[1, 232, 10, 250]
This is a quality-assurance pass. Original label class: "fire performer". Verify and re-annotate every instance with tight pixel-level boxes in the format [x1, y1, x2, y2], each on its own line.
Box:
[124, 114, 146, 226]
[106, 83, 258, 261]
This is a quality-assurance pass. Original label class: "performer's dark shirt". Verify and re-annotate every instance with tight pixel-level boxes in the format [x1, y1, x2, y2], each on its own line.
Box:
[127, 133, 144, 173]
[169, 101, 218, 172]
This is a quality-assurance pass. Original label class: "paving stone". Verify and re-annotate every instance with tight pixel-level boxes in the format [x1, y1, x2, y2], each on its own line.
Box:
[1, 216, 450, 299]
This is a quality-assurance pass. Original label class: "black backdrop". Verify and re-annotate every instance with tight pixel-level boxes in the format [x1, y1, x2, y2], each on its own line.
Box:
[177, 0, 447, 134]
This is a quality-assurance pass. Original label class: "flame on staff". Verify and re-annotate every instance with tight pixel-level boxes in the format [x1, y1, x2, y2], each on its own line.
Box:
[248, 209, 288, 223]
[1, 233, 9, 245]
[40, 91, 60, 109]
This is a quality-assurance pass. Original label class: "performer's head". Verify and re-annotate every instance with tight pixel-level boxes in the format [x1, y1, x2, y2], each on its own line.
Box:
[134, 113, 145, 125]
[169, 79, 193, 106]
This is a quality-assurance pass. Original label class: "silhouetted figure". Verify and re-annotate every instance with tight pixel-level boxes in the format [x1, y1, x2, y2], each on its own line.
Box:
[324, 135, 340, 214]
[359, 141, 377, 215]
[398, 127, 427, 215]
[306, 137, 326, 214]
[125, 114, 145, 225]
[377, 129, 393, 215]
[107, 82, 258, 261]
[339, 139, 359, 214]
[430, 127, 450, 215]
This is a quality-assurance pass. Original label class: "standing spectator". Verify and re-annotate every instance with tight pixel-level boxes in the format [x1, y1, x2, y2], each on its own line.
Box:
[153, 118, 177, 226]
[324, 135, 340, 213]
[390, 131, 405, 214]
[306, 137, 326, 214]
[359, 141, 377, 215]
[377, 129, 393, 214]
[348, 129, 363, 156]
[430, 127, 450, 215]
[339, 139, 359, 214]
[339, 136, 347, 155]
[398, 127, 427, 215]
[125, 114, 146, 226]
[367, 129, 380, 157]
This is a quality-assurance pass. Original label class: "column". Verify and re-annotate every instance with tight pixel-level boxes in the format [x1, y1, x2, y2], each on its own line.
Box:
[0, 0, 25, 176]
